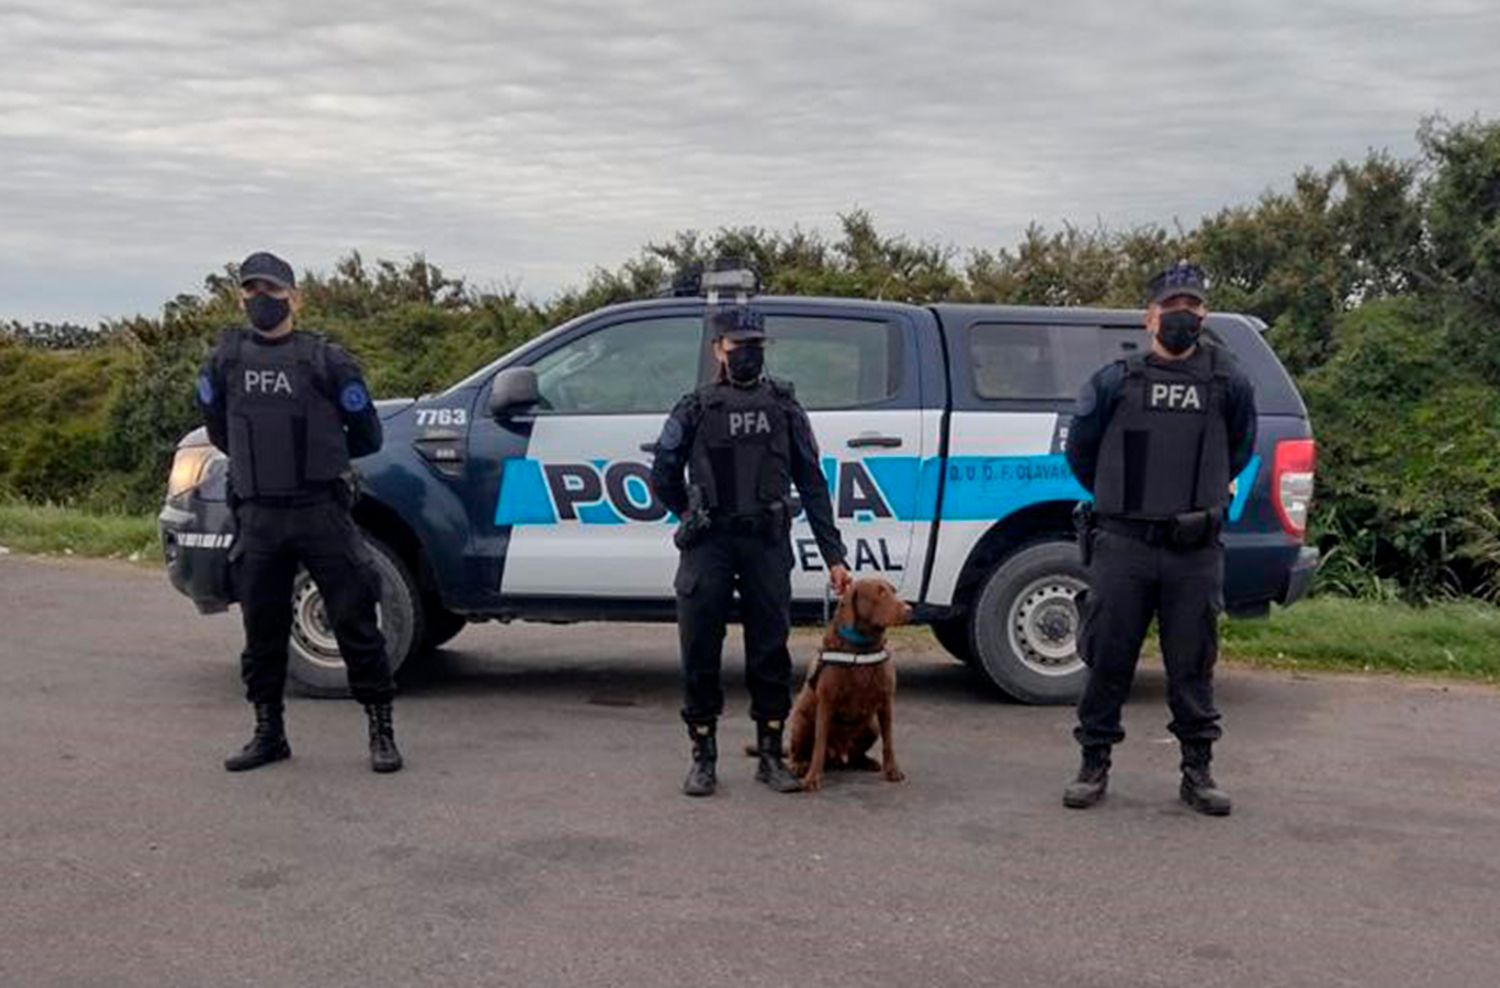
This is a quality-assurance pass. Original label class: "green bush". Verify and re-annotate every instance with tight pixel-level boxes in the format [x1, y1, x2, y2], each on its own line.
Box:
[11, 426, 109, 503]
[1302, 299, 1500, 599]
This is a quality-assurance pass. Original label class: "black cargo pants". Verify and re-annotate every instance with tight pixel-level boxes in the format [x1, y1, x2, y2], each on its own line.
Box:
[1074, 527, 1223, 748]
[675, 528, 795, 726]
[232, 497, 395, 706]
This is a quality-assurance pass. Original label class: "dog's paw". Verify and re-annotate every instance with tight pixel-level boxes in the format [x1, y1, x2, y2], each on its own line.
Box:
[801, 773, 824, 792]
[882, 765, 907, 783]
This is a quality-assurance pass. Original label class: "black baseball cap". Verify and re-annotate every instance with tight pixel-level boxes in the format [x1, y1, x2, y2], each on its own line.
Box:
[238, 251, 295, 290]
[707, 305, 767, 342]
[1147, 262, 1207, 305]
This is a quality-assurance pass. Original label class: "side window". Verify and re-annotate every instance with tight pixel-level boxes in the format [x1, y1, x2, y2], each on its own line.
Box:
[529, 316, 702, 415]
[968, 323, 1103, 401]
[1100, 326, 1149, 362]
[763, 315, 903, 410]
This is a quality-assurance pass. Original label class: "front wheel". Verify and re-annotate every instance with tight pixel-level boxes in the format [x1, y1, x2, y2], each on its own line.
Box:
[930, 614, 978, 667]
[421, 602, 467, 651]
[287, 536, 424, 698]
[969, 541, 1090, 705]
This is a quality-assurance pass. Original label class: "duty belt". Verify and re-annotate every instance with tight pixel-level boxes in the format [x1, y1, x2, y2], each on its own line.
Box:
[710, 512, 770, 537]
[1096, 515, 1174, 545]
[1097, 512, 1219, 549]
[241, 484, 341, 508]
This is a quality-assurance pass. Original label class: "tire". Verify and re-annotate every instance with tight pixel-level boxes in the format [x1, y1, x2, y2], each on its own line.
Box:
[287, 536, 424, 698]
[930, 614, 978, 667]
[421, 602, 467, 651]
[970, 540, 1090, 705]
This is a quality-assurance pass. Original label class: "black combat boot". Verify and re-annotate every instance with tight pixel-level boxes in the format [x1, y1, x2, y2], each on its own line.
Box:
[1063, 744, 1111, 809]
[753, 720, 803, 793]
[682, 721, 718, 797]
[1180, 740, 1231, 816]
[365, 702, 404, 773]
[224, 703, 291, 772]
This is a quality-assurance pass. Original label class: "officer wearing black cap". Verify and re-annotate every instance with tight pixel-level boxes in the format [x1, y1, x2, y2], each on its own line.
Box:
[650, 305, 852, 797]
[197, 251, 403, 774]
[1062, 263, 1256, 815]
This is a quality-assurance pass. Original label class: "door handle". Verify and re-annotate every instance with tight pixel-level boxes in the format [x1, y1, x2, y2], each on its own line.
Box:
[639, 442, 658, 453]
[847, 434, 903, 449]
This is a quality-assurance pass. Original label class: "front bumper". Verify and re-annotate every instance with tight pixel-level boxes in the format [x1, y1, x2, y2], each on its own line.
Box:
[159, 497, 236, 614]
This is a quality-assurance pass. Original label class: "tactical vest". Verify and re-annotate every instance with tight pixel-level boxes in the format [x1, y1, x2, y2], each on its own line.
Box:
[1091, 345, 1232, 521]
[687, 379, 793, 516]
[220, 330, 350, 500]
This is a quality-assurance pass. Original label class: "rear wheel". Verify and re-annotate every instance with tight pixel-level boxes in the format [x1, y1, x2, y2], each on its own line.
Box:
[970, 541, 1090, 705]
[287, 536, 423, 698]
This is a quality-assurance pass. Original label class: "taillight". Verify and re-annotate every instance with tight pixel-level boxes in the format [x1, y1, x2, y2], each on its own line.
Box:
[1272, 439, 1316, 540]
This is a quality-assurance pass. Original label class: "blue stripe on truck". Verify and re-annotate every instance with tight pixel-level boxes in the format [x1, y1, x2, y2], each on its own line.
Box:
[493, 453, 1262, 527]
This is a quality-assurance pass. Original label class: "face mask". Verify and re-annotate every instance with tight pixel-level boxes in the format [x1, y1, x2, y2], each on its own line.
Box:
[1157, 310, 1202, 355]
[725, 344, 764, 383]
[245, 294, 291, 333]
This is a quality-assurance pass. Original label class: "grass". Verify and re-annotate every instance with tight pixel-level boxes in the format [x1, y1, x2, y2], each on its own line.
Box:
[0, 501, 160, 564]
[1222, 596, 1500, 682]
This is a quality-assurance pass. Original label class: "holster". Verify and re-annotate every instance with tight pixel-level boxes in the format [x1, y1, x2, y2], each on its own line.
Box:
[764, 499, 792, 545]
[335, 469, 363, 510]
[1167, 508, 1222, 550]
[1073, 501, 1096, 567]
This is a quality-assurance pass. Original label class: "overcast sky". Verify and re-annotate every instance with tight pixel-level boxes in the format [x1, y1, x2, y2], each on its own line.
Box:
[1, 0, 1496, 324]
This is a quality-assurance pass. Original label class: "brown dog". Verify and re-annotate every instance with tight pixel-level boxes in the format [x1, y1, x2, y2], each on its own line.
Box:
[788, 577, 913, 792]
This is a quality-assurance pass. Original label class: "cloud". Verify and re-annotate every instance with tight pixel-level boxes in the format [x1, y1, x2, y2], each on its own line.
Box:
[0, 0, 1497, 322]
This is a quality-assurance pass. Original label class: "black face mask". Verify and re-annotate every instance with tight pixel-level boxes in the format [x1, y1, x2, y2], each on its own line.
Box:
[725, 344, 765, 384]
[245, 295, 291, 333]
[1157, 310, 1202, 355]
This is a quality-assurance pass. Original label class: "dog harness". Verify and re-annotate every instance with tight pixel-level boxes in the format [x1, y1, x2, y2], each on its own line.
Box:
[817, 649, 890, 666]
[816, 623, 889, 665]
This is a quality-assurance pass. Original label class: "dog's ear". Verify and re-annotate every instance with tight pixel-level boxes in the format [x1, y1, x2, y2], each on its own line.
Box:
[871, 582, 909, 629]
[850, 579, 877, 629]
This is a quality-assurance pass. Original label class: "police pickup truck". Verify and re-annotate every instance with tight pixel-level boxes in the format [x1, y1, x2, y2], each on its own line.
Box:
[160, 282, 1318, 703]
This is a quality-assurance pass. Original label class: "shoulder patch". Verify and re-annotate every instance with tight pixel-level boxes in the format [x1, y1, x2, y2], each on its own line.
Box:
[1074, 379, 1098, 417]
[196, 373, 214, 405]
[767, 376, 796, 400]
[658, 416, 685, 451]
[340, 381, 371, 413]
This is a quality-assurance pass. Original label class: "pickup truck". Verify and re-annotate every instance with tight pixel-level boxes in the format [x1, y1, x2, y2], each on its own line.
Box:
[160, 287, 1318, 703]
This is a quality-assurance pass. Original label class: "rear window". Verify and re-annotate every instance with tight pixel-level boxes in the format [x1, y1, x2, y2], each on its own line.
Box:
[968, 323, 1102, 400]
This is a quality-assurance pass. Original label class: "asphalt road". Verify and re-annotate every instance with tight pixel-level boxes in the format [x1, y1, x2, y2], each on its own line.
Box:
[2, 554, 1499, 988]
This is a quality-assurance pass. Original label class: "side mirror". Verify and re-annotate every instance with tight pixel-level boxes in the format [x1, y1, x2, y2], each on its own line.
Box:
[488, 367, 540, 418]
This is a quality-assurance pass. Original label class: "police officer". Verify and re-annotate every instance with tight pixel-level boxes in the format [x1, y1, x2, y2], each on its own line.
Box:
[1063, 263, 1256, 815]
[650, 305, 852, 797]
[197, 251, 402, 774]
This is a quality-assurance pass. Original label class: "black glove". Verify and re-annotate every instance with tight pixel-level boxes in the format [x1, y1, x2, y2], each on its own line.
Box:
[674, 486, 711, 551]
